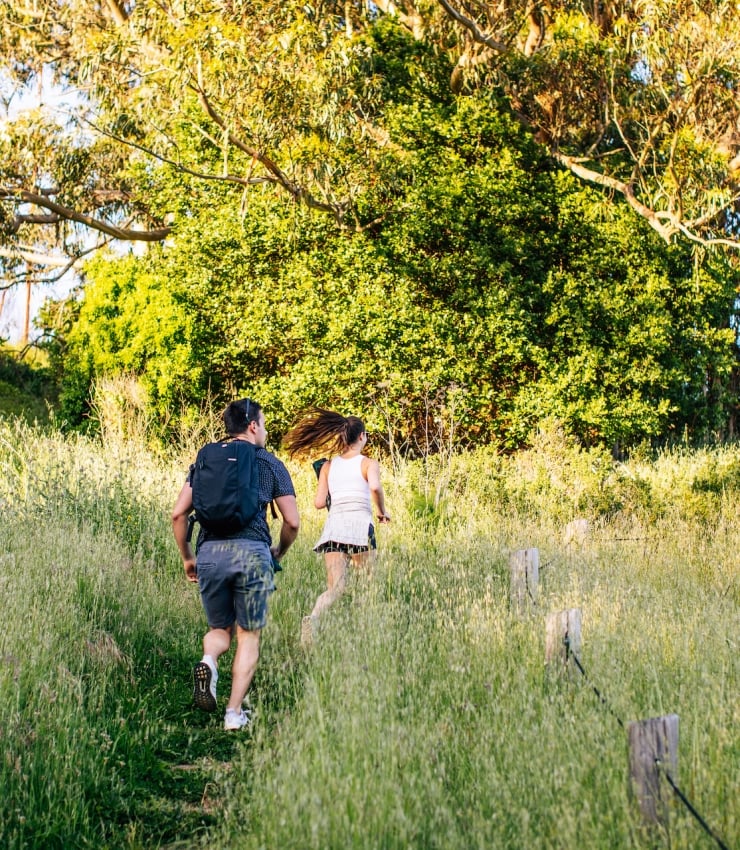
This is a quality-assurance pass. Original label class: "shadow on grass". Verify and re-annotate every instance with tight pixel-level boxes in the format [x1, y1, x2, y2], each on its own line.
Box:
[94, 630, 308, 849]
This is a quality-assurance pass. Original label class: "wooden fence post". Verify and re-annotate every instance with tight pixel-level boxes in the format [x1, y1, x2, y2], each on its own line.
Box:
[545, 608, 582, 675]
[627, 714, 679, 832]
[509, 548, 539, 613]
[563, 518, 590, 548]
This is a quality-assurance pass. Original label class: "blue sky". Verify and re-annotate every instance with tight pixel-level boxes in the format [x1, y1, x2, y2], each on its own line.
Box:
[1, 70, 82, 343]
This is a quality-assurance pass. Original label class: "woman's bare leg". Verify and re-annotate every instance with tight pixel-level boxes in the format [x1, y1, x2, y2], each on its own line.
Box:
[350, 549, 376, 577]
[310, 551, 349, 618]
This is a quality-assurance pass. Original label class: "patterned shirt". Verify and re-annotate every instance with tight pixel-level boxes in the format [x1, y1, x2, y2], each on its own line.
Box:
[190, 446, 295, 547]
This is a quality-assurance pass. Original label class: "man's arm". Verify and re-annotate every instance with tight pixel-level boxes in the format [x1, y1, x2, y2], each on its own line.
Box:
[272, 494, 300, 559]
[172, 480, 197, 582]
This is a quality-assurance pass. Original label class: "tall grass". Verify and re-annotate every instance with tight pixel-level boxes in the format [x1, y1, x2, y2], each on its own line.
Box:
[0, 418, 218, 848]
[0, 416, 736, 849]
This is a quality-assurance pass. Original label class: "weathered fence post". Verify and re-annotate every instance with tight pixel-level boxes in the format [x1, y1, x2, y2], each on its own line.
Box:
[627, 714, 679, 833]
[563, 518, 590, 548]
[545, 608, 582, 676]
[509, 548, 539, 613]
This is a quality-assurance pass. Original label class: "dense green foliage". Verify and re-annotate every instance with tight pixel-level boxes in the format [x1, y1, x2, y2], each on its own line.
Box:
[0, 348, 56, 423]
[41, 51, 739, 449]
[3, 1, 739, 257]
[0, 418, 737, 848]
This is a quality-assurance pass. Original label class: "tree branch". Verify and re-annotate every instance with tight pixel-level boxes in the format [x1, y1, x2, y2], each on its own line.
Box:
[554, 152, 740, 249]
[0, 245, 77, 267]
[193, 84, 346, 218]
[103, 0, 129, 27]
[79, 113, 276, 189]
[0, 189, 171, 242]
[435, 0, 509, 54]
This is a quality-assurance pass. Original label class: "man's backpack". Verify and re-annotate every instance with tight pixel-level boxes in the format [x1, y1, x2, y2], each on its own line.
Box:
[191, 440, 260, 535]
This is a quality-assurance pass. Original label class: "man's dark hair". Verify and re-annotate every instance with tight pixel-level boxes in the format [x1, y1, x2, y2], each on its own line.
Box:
[223, 398, 262, 436]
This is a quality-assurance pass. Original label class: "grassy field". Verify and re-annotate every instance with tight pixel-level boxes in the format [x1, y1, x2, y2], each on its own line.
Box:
[0, 417, 737, 849]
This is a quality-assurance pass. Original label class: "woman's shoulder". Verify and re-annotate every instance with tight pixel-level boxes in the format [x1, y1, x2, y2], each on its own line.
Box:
[360, 454, 378, 474]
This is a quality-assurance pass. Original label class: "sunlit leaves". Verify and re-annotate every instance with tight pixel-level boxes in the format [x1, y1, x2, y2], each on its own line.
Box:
[45, 86, 739, 449]
[434, 0, 740, 244]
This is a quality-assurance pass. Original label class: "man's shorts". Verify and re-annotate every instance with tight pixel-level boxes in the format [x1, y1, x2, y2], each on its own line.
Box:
[196, 539, 275, 631]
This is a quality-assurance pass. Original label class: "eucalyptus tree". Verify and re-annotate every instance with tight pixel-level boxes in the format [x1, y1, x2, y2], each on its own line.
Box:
[3, 0, 738, 444]
[0, 0, 383, 299]
[405, 0, 740, 249]
[1, 0, 738, 291]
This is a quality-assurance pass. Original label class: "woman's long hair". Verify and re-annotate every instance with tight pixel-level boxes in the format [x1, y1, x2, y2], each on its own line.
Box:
[282, 407, 365, 457]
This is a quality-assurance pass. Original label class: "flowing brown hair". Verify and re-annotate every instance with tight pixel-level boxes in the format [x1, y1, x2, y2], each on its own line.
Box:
[282, 407, 365, 457]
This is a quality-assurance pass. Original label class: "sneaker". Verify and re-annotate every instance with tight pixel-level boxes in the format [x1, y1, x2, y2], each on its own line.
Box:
[193, 660, 217, 712]
[224, 708, 251, 731]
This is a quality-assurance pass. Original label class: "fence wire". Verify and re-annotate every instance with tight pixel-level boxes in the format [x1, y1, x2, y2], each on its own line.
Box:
[655, 760, 731, 850]
[562, 636, 731, 850]
[565, 637, 625, 730]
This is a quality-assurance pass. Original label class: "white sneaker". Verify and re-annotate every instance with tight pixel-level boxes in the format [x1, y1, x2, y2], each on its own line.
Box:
[224, 708, 251, 731]
[193, 660, 218, 712]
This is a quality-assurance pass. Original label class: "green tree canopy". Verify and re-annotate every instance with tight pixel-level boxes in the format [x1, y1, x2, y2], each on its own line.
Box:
[43, 77, 738, 449]
[1, 0, 738, 295]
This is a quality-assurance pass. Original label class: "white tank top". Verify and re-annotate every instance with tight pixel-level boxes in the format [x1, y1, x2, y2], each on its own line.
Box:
[327, 454, 371, 512]
[313, 454, 373, 548]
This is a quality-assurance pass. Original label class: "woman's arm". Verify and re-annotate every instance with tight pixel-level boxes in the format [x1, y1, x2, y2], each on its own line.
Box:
[364, 457, 390, 523]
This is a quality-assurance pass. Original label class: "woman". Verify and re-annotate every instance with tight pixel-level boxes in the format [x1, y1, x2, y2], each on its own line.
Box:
[283, 408, 390, 645]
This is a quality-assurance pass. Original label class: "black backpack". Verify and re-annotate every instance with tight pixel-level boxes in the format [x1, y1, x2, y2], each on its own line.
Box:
[191, 440, 260, 535]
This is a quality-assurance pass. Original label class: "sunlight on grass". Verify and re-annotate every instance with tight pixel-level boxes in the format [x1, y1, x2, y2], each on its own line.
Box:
[0, 417, 737, 849]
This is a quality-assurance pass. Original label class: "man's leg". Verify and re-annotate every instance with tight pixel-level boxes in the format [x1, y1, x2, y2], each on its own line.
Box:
[203, 626, 233, 660]
[193, 541, 236, 711]
[193, 626, 233, 712]
[225, 541, 273, 719]
[226, 626, 260, 711]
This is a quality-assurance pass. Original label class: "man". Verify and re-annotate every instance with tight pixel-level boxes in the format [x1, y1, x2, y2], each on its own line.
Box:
[172, 398, 299, 731]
